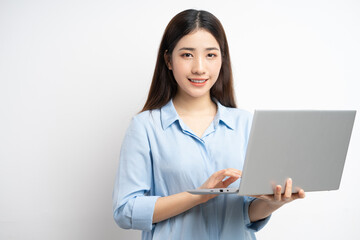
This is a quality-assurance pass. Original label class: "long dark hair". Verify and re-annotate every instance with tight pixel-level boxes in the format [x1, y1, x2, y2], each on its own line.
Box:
[141, 9, 237, 112]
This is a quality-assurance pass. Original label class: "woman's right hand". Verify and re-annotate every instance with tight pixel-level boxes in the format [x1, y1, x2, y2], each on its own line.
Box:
[198, 168, 242, 203]
[153, 168, 242, 223]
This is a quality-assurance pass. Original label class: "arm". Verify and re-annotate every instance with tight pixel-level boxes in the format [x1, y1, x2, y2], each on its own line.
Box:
[113, 116, 158, 231]
[248, 178, 306, 222]
[153, 192, 204, 223]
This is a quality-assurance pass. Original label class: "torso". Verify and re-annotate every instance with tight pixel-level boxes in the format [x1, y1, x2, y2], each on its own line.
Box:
[135, 102, 257, 239]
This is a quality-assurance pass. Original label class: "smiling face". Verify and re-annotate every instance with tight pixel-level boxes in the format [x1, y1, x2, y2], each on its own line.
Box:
[167, 29, 222, 100]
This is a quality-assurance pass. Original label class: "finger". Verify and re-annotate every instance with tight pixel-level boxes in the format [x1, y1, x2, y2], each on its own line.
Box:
[207, 169, 242, 188]
[284, 178, 293, 200]
[274, 185, 282, 201]
[226, 168, 242, 177]
[222, 176, 239, 187]
[210, 170, 226, 183]
[289, 189, 306, 200]
[297, 189, 306, 199]
[213, 170, 230, 183]
[221, 168, 242, 178]
[213, 169, 241, 182]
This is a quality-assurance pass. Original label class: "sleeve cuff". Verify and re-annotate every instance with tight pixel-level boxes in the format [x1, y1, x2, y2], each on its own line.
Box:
[243, 196, 271, 232]
[132, 195, 160, 231]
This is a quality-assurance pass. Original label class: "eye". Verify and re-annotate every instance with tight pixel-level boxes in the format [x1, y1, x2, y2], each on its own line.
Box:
[207, 53, 217, 58]
[181, 53, 193, 58]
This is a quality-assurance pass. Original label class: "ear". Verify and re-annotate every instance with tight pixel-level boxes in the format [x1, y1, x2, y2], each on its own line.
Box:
[164, 50, 172, 70]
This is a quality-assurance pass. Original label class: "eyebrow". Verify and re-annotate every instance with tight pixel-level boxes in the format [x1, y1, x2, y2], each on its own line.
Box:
[178, 47, 220, 51]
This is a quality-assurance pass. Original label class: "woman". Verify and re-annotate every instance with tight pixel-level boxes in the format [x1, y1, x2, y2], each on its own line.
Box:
[113, 9, 305, 239]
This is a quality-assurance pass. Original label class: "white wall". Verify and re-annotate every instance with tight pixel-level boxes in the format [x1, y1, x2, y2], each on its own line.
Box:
[0, 0, 359, 239]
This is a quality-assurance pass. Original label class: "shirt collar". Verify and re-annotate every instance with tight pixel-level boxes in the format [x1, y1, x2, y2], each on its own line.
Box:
[214, 100, 235, 130]
[160, 100, 180, 130]
[160, 99, 236, 131]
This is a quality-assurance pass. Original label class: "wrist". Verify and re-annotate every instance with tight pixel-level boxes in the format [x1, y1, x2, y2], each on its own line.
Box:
[188, 192, 210, 204]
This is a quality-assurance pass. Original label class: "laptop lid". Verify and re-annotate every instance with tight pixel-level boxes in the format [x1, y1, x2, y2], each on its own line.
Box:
[238, 110, 356, 196]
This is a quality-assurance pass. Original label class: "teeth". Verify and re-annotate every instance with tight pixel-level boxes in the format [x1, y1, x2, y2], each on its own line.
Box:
[189, 79, 206, 83]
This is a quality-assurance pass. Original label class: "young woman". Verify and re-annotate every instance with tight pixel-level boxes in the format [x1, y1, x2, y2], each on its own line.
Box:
[113, 9, 305, 240]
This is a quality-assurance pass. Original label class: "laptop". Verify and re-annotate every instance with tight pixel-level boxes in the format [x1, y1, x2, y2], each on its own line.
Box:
[188, 110, 356, 196]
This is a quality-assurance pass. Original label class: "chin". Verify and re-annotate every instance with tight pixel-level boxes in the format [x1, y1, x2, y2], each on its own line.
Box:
[185, 91, 211, 99]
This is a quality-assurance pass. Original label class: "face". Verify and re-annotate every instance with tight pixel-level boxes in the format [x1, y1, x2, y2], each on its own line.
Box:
[167, 29, 222, 100]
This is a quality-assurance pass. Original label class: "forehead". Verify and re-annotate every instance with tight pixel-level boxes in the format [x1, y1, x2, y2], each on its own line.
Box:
[174, 29, 220, 50]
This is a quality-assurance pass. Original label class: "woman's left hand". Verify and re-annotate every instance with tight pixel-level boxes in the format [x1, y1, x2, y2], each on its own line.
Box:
[248, 178, 305, 222]
[251, 178, 306, 207]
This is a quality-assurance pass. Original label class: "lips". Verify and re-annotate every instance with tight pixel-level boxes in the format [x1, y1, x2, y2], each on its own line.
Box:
[188, 78, 208, 84]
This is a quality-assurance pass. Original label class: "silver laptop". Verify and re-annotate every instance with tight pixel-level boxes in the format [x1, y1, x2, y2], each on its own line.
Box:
[188, 110, 356, 196]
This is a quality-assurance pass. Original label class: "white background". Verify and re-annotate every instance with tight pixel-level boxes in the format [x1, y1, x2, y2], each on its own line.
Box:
[0, 0, 359, 239]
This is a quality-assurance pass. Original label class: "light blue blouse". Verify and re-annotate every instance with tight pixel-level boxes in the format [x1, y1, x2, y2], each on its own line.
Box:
[113, 100, 270, 240]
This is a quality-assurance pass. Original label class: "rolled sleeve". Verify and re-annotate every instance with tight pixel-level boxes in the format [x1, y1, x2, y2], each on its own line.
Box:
[243, 196, 271, 232]
[132, 195, 160, 231]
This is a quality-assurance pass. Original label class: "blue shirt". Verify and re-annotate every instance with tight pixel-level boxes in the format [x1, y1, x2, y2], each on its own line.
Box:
[113, 100, 270, 240]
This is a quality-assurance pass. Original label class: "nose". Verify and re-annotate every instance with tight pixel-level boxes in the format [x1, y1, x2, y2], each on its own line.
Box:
[191, 56, 206, 75]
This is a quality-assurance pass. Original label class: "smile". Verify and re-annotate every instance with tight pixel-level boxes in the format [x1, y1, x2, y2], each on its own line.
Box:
[188, 78, 208, 83]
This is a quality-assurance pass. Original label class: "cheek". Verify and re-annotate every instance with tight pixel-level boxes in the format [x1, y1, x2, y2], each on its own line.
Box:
[211, 61, 222, 78]
[172, 61, 189, 80]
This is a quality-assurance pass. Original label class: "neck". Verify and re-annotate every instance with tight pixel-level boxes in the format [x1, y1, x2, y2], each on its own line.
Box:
[173, 92, 216, 116]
